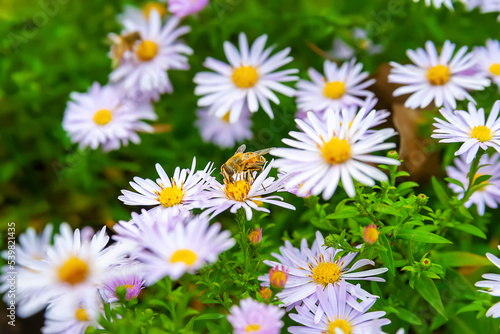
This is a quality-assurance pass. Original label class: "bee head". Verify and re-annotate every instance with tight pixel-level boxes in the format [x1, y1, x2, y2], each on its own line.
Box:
[221, 164, 234, 181]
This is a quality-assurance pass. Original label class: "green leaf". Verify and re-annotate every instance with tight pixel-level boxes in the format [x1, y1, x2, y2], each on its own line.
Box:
[372, 203, 402, 217]
[397, 181, 419, 192]
[195, 313, 225, 321]
[444, 177, 464, 190]
[396, 308, 423, 325]
[415, 276, 447, 319]
[397, 230, 452, 244]
[326, 207, 359, 219]
[457, 303, 485, 315]
[457, 205, 474, 220]
[450, 224, 486, 239]
[431, 177, 450, 208]
[473, 174, 492, 186]
[378, 234, 395, 276]
[435, 252, 491, 267]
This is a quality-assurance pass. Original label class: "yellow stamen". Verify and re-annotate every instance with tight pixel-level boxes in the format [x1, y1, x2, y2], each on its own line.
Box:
[93, 109, 112, 126]
[309, 255, 342, 286]
[321, 137, 351, 165]
[245, 324, 261, 332]
[224, 180, 251, 201]
[58, 257, 88, 285]
[154, 182, 184, 207]
[470, 125, 493, 142]
[222, 111, 231, 123]
[426, 65, 451, 85]
[123, 284, 134, 290]
[323, 81, 346, 99]
[170, 249, 197, 265]
[490, 63, 500, 76]
[232, 66, 259, 88]
[143, 2, 167, 18]
[75, 307, 89, 322]
[136, 40, 158, 62]
[328, 319, 352, 334]
[270, 270, 287, 288]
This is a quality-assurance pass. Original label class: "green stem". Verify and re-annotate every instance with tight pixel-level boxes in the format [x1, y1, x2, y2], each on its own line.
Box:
[459, 154, 482, 205]
[236, 208, 250, 273]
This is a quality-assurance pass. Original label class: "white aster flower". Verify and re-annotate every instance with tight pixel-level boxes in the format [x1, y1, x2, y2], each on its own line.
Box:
[296, 59, 375, 114]
[258, 231, 387, 308]
[389, 40, 490, 109]
[110, 10, 193, 101]
[474, 39, 500, 86]
[413, 0, 454, 9]
[227, 298, 285, 334]
[432, 101, 500, 163]
[195, 107, 253, 149]
[99, 262, 145, 303]
[194, 32, 298, 123]
[476, 246, 500, 318]
[288, 281, 390, 334]
[117, 3, 167, 26]
[272, 107, 399, 199]
[62, 82, 156, 151]
[167, 0, 209, 17]
[201, 161, 295, 221]
[118, 157, 214, 219]
[446, 153, 500, 215]
[136, 215, 235, 284]
[465, 0, 500, 20]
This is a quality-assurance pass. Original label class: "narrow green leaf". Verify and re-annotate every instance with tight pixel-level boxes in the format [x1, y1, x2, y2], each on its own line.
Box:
[378, 234, 395, 276]
[457, 303, 484, 315]
[415, 276, 447, 319]
[435, 252, 491, 267]
[396, 308, 423, 325]
[457, 205, 474, 220]
[195, 313, 225, 321]
[397, 181, 419, 192]
[372, 203, 402, 217]
[326, 208, 359, 219]
[431, 177, 450, 208]
[397, 230, 452, 244]
[444, 177, 464, 189]
[473, 174, 492, 186]
[450, 224, 486, 239]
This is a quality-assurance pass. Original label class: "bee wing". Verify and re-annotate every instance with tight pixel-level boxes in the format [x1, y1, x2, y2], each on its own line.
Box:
[235, 144, 246, 154]
[254, 147, 275, 156]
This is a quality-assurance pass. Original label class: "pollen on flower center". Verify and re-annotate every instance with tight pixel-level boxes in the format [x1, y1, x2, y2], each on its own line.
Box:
[154, 182, 184, 207]
[93, 109, 112, 126]
[75, 307, 89, 322]
[490, 63, 500, 76]
[170, 249, 197, 265]
[321, 137, 351, 165]
[143, 2, 167, 18]
[323, 81, 346, 99]
[470, 125, 494, 142]
[136, 40, 159, 62]
[245, 324, 261, 332]
[328, 318, 352, 334]
[123, 284, 134, 290]
[311, 259, 342, 285]
[224, 180, 251, 201]
[58, 256, 89, 285]
[427, 65, 451, 85]
[232, 66, 259, 88]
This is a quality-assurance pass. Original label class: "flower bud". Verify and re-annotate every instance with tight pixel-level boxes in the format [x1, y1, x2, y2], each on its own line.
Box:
[416, 193, 428, 206]
[387, 150, 399, 160]
[420, 257, 432, 270]
[259, 287, 272, 300]
[269, 265, 288, 289]
[248, 228, 262, 244]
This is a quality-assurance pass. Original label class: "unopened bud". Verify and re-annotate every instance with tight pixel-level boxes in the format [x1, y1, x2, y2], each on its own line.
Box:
[363, 224, 380, 245]
[269, 265, 288, 289]
[248, 228, 262, 244]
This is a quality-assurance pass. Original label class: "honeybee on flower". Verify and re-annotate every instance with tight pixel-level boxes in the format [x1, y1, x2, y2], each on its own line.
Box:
[221, 144, 273, 183]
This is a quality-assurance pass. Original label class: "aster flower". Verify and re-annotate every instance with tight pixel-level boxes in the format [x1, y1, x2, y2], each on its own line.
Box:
[295, 59, 375, 114]
[117, 3, 167, 25]
[110, 10, 193, 101]
[413, 0, 454, 9]
[227, 298, 285, 334]
[272, 107, 399, 199]
[62, 82, 156, 151]
[465, 0, 500, 20]
[194, 32, 298, 123]
[446, 153, 500, 215]
[475, 245, 500, 318]
[258, 231, 387, 308]
[432, 101, 500, 163]
[167, 0, 209, 17]
[288, 281, 390, 334]
[136, 214, 235, 284]
[100, 263, 145, 303]
[201, 161, 296, 221]
[195, 107, 253, 149]
[118, 157, 214, 219]
[330, 28, 383, 61]
[474, 39, 500, 86]
[389, 40, 490, 109]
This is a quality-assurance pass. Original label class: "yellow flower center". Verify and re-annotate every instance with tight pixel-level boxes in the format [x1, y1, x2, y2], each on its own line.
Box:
[363, 224, 380, 244]
[328, 319, 352, 334]
[136, 40, 159, 62]
[245, 324, 261, 332]
[224, 180, 251, 201]
[270, 270, 287, 288]
[222, 111, 231, 123]
[321, 137, 351, 165]
[154, 182, 184, 207]
[75, 307, 89, 322]
[248, 229, 261, 244]
[232, 66, 259, 88]
[259, 287, 272, 300]
[123, 284, 134, 290]
[143, 2, 167, 18]
[426, 65, 451, 85]
[470, 125, 493, 142]
[170, 249, 197, 265]
[311, 259, 342, 286]
[93, 109, 112, 126]
[490, 63, 500, 76]
[58, 257, 88, 285]
[323, 81, 346, 99]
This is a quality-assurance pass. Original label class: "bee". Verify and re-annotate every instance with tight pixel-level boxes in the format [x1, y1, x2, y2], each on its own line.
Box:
[109, 31, 142, 68]
[221, 144, 274, 183]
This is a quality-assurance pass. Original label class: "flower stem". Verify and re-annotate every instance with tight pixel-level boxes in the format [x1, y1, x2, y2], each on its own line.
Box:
[236, 208, 250, 273]
[459, 154, 482, 205]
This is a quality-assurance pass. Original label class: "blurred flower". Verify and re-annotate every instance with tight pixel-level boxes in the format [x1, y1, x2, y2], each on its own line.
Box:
[249, 227, 263, 244]
[167, 0, 209, 17]
[474, 39, 500, 87]
[295, 59, 375, 114]
[118, 3, 168, 25]
[363, 223, 380, 244]
[432, 101, 500, 163]
[272, 107, 399, 199]
[62, 82, 156, 151]
[100, 263, 145, 303]
[259, 287, 272, 300]
[465, 0, 500, 20]
[227, 298, 285, 334]
[194, 32, 298, 123]
[269, 265, 288, 288]
[110, 10, 192, 101]
[389, 40, 490, 109]
[136, 215, 235, 284]
[413, 0, 454, 9]
[288, 281, 390, 334]
[195, 107, 253, 149]
[118, 158, 214, 219]
[258, 231, 387, 308]
[476, 245, 500, 317]
[201, 161, 295, 221]
[329, 28, 383, 60]
[446, 153, 500, 215]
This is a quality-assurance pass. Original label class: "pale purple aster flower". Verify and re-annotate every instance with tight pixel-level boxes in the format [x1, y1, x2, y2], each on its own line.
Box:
[100, 263, 145, 303]
[432, 101, 500, 163]
[62, 82, 156, 151]
[227, 298, 285, 334]
[474, 39, 500, 87]
[167, 0, 209, 17]
[288, 281, 390, 334]
[465, 0, 500, 20]
[295, 58, 375, 114]
[413, 0, 454, 9]
[194, 32, 298, 123]
[476, 245, 500, 317]
[389, 40, 490, 109]
[446, 153, 500, 215]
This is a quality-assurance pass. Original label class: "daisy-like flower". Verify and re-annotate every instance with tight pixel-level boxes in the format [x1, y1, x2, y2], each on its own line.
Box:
[118, 157, 214, 219]
[475, 245, 500, 318]
[117, 3, 167, 26]
[136, 215, 235, 284]
[413, 0, 454, 9]
[167, 0, 209, 17]
[474, 39, 500, 86]
[389, 40, 490, 109]
[201, 161, 296, 221]
[466, 0, 500, 20]
[194, 32, 298, 123]
[258, 231, 387, 308]
[227, 298, 285, 334]
[288, 281, 390, 334]
[446, 153, 500, 215]
[432, 101, 500, 163]
[272, 107, 399, 199]
[330, 28, 383, 61]
[296, 59, 375, 114]
[100, 263, 145, 303]
[63, 82, 156, 151]
[110, 10, 193, 101]
[195, 107, 253, 149]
